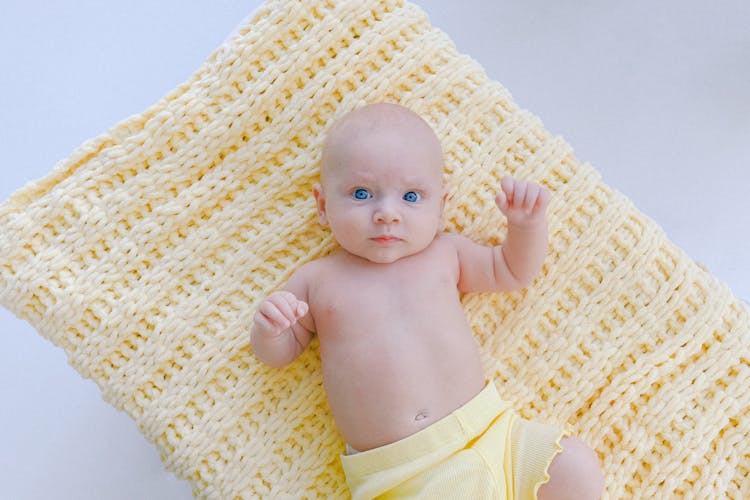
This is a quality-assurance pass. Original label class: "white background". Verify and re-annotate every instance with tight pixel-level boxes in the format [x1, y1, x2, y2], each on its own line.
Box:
[1, 1, 747, 498]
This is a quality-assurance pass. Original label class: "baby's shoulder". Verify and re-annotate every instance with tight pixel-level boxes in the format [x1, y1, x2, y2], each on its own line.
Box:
[284, 256, 329, 301]
[291, 257, 322, 281]
[291, 251, 341, 280]
[435, 231, 485, 252]
[431, 231, 478, 268]
[432, 231, 464, 252]
[425, 232, 463, 269]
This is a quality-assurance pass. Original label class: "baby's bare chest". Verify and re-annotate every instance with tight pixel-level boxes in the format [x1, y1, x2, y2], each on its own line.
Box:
[309, 253, 459, 335]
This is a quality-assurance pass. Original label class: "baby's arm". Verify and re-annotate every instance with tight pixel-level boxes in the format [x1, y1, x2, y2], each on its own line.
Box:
[453, 176, 550, 293]
[251, 268, 314, 368]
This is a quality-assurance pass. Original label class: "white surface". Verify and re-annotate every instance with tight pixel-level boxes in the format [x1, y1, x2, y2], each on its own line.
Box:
[1, 1, 747, 498]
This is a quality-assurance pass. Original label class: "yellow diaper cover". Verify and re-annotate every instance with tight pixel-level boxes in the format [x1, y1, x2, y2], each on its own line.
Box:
[340, 381, 568, 500]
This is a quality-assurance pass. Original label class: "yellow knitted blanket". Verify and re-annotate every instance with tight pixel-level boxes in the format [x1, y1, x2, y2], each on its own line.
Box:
[1, 1, 748, 498]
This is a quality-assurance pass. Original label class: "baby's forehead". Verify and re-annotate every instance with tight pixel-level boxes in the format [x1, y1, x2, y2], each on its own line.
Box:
[321, 104, 443, 181]
[340, 167, 436, 184]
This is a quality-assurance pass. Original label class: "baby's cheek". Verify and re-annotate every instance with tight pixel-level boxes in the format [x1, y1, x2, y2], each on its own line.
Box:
[329, 219, 365, 254]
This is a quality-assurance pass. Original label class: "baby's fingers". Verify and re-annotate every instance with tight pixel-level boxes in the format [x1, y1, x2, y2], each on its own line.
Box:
[294, 300, 309, 319]
[501, 176, 532, 207]
[495, 189, 509, 213]
[535, 185, 551, 211]
[497, 176, 519, 213]
[501, 176, 515, 203]
[273, 292, 309, 324]
[257, 299, 294, 330]
[498, 176, 551, 217]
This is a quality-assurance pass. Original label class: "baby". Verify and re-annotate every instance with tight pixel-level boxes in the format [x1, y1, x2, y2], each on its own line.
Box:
[251, 103, 604, 499]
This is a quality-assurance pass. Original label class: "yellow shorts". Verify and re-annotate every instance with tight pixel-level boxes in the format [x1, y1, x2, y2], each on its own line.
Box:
[340, 381, 568, 500]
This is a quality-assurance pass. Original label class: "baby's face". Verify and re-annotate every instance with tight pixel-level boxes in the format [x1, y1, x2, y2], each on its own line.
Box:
[315, 106, 445, 264]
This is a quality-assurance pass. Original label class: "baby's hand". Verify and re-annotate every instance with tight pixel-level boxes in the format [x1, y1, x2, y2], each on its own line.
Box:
[495, 176, 550, 227]
[253, 291, 309, 338]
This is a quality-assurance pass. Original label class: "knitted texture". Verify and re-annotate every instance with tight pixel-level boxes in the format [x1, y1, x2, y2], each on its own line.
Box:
[1, 1, 748, 498]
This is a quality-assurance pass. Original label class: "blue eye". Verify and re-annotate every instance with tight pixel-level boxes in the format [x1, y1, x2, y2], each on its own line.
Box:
[353, 188, 371, 200]
[403, 191, 421, 203]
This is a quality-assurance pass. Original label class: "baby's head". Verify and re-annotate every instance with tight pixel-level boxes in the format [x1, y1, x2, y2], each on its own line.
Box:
[314, 103, 446, 264]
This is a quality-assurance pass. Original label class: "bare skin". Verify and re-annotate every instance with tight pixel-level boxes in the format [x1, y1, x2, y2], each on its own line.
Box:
[251, 103, 603, 498]
[281, 234, 487, 450]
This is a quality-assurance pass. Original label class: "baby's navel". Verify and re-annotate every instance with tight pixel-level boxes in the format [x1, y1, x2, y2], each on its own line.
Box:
[414, 410, 429, 422]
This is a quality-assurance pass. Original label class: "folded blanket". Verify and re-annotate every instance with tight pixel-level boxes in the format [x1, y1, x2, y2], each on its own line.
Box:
[1, 0, 748, 498]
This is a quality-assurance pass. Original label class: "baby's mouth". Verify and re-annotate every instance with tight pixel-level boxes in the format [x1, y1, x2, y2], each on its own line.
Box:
[371, 235, 401, 243]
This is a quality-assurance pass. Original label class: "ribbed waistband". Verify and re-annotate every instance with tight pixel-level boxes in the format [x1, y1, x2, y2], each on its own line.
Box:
[341, 380, 512, 478]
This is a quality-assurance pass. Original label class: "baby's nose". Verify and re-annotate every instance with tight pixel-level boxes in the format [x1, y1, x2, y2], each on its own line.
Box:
[373, 203, 401, 224]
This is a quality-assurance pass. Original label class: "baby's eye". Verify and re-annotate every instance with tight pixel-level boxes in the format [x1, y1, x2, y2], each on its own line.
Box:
[403, 191, 421, 203]
[352, 188, 372, 200]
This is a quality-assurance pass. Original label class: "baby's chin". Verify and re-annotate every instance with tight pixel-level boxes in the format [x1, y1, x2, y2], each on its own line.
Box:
[363, 254, 404, 264]
[351, 244, 430, 264]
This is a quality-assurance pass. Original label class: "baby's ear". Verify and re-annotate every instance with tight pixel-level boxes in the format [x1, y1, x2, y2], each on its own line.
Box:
[438, 189, 449, 230]
[312, 184, 329, 226]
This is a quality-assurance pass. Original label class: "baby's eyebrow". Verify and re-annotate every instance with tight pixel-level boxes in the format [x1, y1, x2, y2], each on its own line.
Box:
[401, 176, 429, 186]
[349, 173, 376, 184]
[342, 170, 433, 188]
[397, 177, 434, 191]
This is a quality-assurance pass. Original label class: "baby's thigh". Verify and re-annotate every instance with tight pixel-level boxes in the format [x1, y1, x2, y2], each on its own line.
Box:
[535, 436, 604, 500]
[510, 419, 603, 500]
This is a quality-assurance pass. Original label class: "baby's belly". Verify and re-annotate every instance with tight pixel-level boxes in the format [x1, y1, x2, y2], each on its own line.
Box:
[319, 325, 486, 452]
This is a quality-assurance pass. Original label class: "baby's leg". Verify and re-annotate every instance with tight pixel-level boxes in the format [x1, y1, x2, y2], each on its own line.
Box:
[536, 436, 603, 500]
[511, 419, 603, 500]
